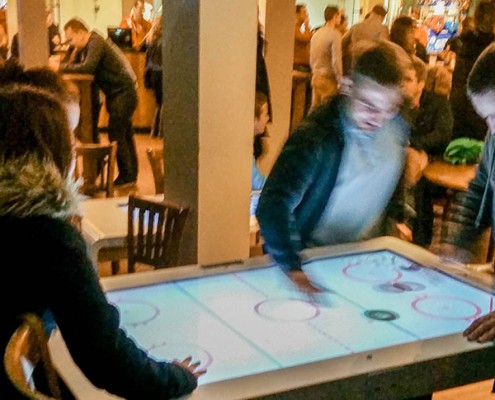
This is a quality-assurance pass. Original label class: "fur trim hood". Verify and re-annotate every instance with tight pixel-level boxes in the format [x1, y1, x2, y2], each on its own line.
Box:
[0, 156, 82, 218]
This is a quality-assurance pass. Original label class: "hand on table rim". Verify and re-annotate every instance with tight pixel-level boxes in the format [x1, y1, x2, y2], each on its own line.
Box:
[173, 356, 207, 378]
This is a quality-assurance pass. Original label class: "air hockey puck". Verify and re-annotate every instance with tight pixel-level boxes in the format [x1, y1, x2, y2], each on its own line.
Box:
[375, 281, 426, 293]
[364, 309, 400, 321]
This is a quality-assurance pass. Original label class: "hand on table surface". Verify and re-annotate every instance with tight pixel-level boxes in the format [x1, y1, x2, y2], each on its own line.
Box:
[173, 356, 207, 379]
[464, 311, 495, 343]
[288, 270, 322, 293]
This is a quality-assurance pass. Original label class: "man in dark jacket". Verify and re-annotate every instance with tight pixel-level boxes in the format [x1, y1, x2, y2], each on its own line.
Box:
[401, 56, 453, 246]
[60, 18, 139, 186]
[449, 0, 495, 141]
[257, 40, 411, 293]
[441, 42, 495, 343]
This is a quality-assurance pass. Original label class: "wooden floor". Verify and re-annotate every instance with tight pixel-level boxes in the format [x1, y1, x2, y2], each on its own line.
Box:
[100, 133, 495, 399]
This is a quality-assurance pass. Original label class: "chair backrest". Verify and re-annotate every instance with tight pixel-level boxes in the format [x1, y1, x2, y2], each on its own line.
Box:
[127, 195, 189, 272]
[74, 141, 117, 198]
[146, 147, 164, 194]
[4, 313, 62, 400]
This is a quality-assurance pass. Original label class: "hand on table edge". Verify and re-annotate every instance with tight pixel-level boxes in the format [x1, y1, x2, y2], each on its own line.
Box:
[464, 311, 495, 343]
[173, 356, 207, 379]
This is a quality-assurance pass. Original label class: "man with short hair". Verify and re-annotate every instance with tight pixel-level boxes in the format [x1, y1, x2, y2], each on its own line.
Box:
[341, 5, 389, 74]
[294, 4, 312, 73]
[293, 4, 313, 117]
[309, 5, 342, 110]
[343, 4, 389, 46]
[433, 39, 495, 400]
[441, 42, 495, 343]
[257, 40, 412, 293]
[59, 18, 139, 187]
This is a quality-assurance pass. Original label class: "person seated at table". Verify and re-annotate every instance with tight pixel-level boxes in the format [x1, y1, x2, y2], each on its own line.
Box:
[0, 84, 206, 399]
[256, 40, 412, 293]
[120, 0, 152, 50]
[401, 56, 453, 247]
[251, 91, 270, 216]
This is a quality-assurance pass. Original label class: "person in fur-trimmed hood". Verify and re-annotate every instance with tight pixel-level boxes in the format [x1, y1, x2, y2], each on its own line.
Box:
[0, 83, 205, 399]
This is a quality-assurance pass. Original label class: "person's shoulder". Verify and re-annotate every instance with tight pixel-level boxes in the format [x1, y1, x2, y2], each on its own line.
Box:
[89, 31, 105, 42]
[292, 96, 345, 140]
[390, 112, 410, 137]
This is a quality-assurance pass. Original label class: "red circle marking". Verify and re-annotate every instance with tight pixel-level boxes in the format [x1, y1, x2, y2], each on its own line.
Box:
[412, 295, 482, 320]
[343, 262, 403, 283]
[114, 299, 160, 326]
[149, 342, 214, 369]
[254, 298, 321, 321]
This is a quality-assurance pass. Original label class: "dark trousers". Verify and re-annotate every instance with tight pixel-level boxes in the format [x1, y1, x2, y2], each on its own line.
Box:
[106, 90, 139, 182]
[412, 178, 446, 247]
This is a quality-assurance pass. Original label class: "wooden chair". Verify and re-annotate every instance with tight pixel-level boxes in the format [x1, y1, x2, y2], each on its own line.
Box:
[74, 141, 117, 198]
[4, 313, 63, 400]
[146, 147, 164, 194]
[127, 195, 189, 272]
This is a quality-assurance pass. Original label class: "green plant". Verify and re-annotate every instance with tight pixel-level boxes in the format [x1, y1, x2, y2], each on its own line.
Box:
[443, 137, 484, 165]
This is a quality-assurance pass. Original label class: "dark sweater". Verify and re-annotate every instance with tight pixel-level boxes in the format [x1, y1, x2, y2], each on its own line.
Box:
[60, 32, 136, 99]
[0, 158, 197, 400]
[409, 90, 453, 158]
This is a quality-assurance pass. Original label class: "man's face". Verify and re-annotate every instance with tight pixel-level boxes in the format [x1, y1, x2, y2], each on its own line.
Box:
[348, 78, 403, 133]
[64, 28, 87, 50]
[470, 91, 495, 135]
[401, 67, 420, 104]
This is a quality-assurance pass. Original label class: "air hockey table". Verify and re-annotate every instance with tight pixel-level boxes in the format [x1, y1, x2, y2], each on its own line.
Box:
[49, 236, 495, 399]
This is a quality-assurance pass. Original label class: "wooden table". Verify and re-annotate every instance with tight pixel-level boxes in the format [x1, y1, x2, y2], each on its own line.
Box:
[81, 195, 261, 272]
[62, 73, 95, 143]
[423, 161, 477, 192]
[423, 161, 492, 262]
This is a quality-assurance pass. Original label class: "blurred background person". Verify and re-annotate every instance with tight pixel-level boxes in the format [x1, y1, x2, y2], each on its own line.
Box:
[120, 0, 152, 50]
[309, 5, 342, 111]
[438, 16, 475, 71]
[450, 0, 495, 141]
[251, 91, 270, 216]
[60, 18, 139, 187]
[46, 10, 61, 55]
[293, 4, 313, 118]
[10, 10, 62, 60]
[390, 16, 428, 63]
[401, 56, 453, 247]
[143, 16, 163, 138]
[0, 23, 7, 62]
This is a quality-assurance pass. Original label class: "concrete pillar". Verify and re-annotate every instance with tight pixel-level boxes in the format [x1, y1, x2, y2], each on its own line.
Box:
[16, 0, 49, 68]
[258, 0, 295, 175]
[162, 0, 258, 265]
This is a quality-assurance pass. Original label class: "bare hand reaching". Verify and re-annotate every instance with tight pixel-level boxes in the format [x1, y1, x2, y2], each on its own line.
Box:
[464, 311, 495, 343]
[173, 356, 207, 379]
[288, 270, 322, 293]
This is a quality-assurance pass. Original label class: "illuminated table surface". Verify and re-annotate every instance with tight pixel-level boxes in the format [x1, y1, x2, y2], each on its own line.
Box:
[50, 237, 495, 399]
